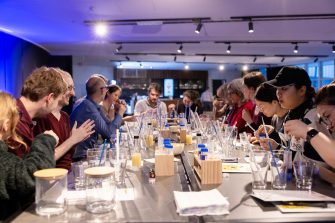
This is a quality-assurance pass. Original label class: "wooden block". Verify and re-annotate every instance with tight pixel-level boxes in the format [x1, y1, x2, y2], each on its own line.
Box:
[193, 155, 222, 184]
[179, 129, 187, 143]
[160, 129, 171, 138]
[155, 154, 174, 176]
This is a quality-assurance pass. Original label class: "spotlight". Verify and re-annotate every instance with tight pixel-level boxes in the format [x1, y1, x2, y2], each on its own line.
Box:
[94, 22, 108, 37]
[115, 45, 122, 52]
[184, 64, 189, 70]
[195, 23, 203, 34]
[314, 58, 319, 63]
[253, 57, 257, 63]
[248, 21, 254, 33]
[293, 44, 298, 54]
[242, 65, 248, 71]
[177, 44, 183, 53]
[219, 65, 224, 71]
[281, 57, 285, 63]
[174, 56, 177, 62]
[226, 44, 231, 54]
[203, 56, 206, 62]
[332, 44, 335, 53]
[125, 56, 130, 61]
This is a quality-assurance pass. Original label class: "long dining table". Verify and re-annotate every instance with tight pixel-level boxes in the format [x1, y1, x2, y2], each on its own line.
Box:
[11, 144, 335, 223]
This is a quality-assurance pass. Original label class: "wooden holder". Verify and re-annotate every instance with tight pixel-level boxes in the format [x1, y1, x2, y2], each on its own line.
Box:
[179, 129, 187, 143]
[155, 154, 174, 176]
[193, 155, 222, 184]
[160, 129, 171, 138]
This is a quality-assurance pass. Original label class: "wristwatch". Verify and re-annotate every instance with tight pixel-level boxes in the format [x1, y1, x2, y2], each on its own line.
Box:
[306, 128, 319, 143]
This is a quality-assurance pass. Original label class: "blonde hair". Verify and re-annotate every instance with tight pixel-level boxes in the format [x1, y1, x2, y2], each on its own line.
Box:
[0, 91, 27, 149]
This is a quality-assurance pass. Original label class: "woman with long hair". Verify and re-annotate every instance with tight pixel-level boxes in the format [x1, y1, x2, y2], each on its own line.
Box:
[0, 91, 59, 220]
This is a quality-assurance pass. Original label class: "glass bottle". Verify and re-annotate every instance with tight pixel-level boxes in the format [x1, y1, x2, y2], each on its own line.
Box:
[132, 135, 142, 168]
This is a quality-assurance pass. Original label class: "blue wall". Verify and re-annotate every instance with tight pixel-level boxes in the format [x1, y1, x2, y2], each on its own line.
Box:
[0, 31, 49, 97]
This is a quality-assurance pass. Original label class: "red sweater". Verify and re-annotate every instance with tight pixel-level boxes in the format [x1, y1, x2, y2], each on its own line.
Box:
[34, 112, 73, 170]
[227, 100, 254, 134]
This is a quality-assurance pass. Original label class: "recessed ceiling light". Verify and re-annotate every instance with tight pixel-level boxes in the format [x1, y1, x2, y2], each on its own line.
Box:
[184, 64, 189, 70]
[242, 65, 248, 71]
[94, 23, 108, 37]
[219, 65, 224, 71]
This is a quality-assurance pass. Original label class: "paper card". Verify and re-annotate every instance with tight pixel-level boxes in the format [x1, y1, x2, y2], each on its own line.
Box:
[252, 190, 335, 202]
[275, 202, 335, 213]
[222, 163, 251, 173]
[144, 158, 180, 163]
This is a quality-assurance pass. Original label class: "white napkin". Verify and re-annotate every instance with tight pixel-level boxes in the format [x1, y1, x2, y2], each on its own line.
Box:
[174, 189, 229, 216]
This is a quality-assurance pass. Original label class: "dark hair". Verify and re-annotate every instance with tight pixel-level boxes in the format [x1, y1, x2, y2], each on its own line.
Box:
[255, 83, 278, 103]
[105, 85, 121, 99]
[183, 90, 199, 102]
[147, 83, 161, 94]
[243, 71, 266, 90]
[294, 83, 316, 100]
[315, 84, 335, 106]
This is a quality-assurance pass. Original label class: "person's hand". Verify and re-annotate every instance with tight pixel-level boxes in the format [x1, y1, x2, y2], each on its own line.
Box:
[249, 136, 258, 144]
[259, 137, 279, 151]
[255, 124, 274, 139]
[242, 109, 253, 124]
[44, 130, 59, 145]
[70, 120, 95, 143]
[284, 120, 311, 140]
[118, 103, 127, 116]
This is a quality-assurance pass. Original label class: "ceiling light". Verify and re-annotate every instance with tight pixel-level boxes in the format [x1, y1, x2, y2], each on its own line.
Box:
[150, 66, 153, 69]
[195, 23, 203, 34]
[177, 44, 183, 53]
[94, 23, 108, 37]
[203, 56, 206, 62]
[314, 57, 319, 63]
[115, 45, 122, 52]
[226, 44, 231, 54]
[174, 56, 177, 62]
[219, 65, 224, 71]
[332, 44, 335, 53]
[140, 63, 143, 68]
[253, 57, 257, 63]
[281, 57, 285, 63]
[125, 56, 130, 61]
[184, 64, 189, 70]
[248, 20, 254, 33]
[293, 43, 298, 54]
[242, 65, 248, 71]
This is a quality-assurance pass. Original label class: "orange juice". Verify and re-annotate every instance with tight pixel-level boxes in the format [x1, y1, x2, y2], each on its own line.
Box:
[146, 135, 154, 147]
[132, 152, 141, 167]
[185, 134, 192, 145]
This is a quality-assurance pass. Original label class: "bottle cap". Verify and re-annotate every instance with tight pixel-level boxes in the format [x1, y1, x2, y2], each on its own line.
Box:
[198, 144, 206, 148]
[163, 138, 171, 143]
[164, 144, 173, 149]
[196, 133, 202, 136]
[134, 135, 139, 139]
[200, 148, 208, 152]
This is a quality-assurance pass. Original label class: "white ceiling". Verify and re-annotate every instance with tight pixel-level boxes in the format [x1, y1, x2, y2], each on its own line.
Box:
[1, 0, 335, 70]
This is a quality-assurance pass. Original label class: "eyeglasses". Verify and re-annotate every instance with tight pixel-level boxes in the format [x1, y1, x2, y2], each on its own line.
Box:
[67, 85, 75, 91]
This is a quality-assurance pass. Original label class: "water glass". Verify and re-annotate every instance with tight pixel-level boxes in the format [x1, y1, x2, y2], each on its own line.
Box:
[34, 168, 68, 216]
[270, 156, 287, 190]
[249, 151, 270, 190]
[72, 161, 88, 190]
[108, 148, 128, 185]
[293, 160, 315, 190]
[85, 166, 116, 214]
[87, 148, 106, 167]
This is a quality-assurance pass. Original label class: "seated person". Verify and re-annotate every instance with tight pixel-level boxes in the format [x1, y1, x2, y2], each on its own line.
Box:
[284, 84, 335, 168]
[226, 78, 254, 134]
[34, 69, 95, 170]
[70, 75, 126, 161]
[134, 83, 167, 116]
[0, 92, 59, 221]
[213, 83, 231, 119]
[177, 90, 203, 122]
[100, 84, 135, 122]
